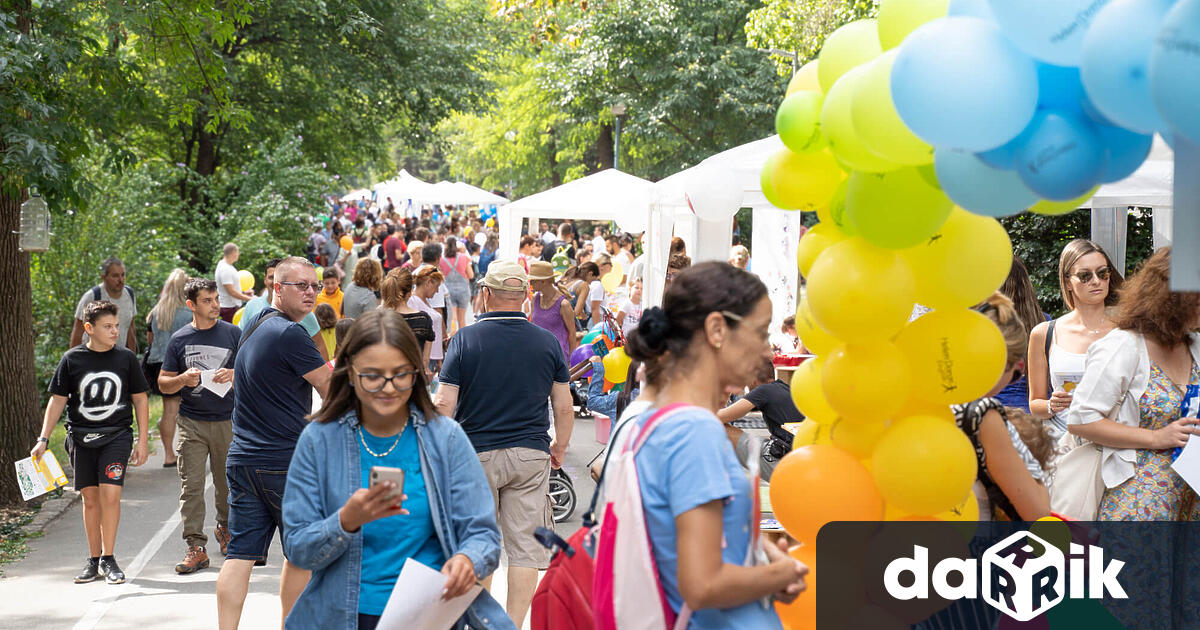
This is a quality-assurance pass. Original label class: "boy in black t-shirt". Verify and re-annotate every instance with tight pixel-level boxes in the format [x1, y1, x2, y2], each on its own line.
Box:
[31, 300, 150, 585]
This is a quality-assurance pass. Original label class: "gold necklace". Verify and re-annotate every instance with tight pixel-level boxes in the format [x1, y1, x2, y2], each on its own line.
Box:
[358, 425, 402, 458]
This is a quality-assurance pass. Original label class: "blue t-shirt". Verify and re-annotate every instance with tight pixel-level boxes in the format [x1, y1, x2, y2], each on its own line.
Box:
[161, 321, 241, 421]
[227, 309, 327, 467]
[633, 407, 783, 630]
[358, 423, 444, 615]
[148, 307, 195, 364]
[239, 295, 320, 337]
[439, 312, 570, 453]
[994, 374, 1031, 412]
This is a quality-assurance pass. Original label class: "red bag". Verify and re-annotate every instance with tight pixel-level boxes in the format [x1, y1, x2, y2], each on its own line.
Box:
[529, 526, 597, 630]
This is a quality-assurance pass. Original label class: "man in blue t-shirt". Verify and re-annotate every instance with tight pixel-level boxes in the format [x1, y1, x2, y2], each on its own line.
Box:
[239, 257, 327, 358]
[216, 257, 331, 629]
[159, 277, 242, 574]
[435, 260, 573, 629]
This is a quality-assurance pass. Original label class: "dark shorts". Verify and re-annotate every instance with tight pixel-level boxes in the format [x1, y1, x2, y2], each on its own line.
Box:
[225, 465, 288, 564]
[67, 431, 133, 490]
[219, 306, 239, 323]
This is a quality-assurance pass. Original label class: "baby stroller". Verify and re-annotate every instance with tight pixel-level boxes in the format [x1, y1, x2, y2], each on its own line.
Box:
[549, 468, 577, 523]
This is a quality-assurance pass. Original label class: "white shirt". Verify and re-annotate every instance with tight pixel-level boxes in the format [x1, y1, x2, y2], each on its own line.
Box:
[75, 286, 136, 346]
[542, 230, 557, 245]
[615, 250, 634, 273]
[618, 297, 642, 336]
[591, 236, 606, 255]
[215, 259, 242, 308]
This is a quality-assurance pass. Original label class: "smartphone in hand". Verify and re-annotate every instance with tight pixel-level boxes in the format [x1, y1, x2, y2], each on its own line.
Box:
[369, 466, 405, 509]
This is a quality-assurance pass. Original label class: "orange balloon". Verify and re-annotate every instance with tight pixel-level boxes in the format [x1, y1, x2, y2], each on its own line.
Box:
[339, 235, 353, 251]
[769, 444, 884, 545]
[775, 544, 817, 630]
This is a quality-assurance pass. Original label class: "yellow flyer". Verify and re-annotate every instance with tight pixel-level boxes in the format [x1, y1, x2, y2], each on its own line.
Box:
[14, 451, 68, 501]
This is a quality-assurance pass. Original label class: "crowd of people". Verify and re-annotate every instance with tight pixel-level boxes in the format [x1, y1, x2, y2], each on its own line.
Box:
[26, 186, 1200, 629]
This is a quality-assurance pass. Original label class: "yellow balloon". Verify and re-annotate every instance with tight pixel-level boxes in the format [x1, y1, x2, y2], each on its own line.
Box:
[871, 414, 977, 515]
[851, 51, 934, 165]
[895, 308, 1007, 406]
[791, 420, 832, 449]
[821, 66, 899, 173]
[231, 307, 244, 326]
[895, 394, 955, 423]
[831, 418, 889, 459]
[770, 148, 845, 212]
[877, 0, 950, 50]
[602, 347, 632, 383]
[1029, 185, 1100, 215]
[794, 298, 839, 356]
[846, 167, 953, 250]
[790, 357, 839, 424]
[238, 269, 254, 293]
[822, 342, 911, 421]
[935, 489, 980, 523]
[601, 261, 624, 292]
[786, 60, 822, 96]
[1031, 517, 1072, 554]
[823, 179, 857, 236]
[818, 19, 883, 93]
[796, 222, 847, 278]
[902, 207, 1013, 310]
[805, 238, 916, 344]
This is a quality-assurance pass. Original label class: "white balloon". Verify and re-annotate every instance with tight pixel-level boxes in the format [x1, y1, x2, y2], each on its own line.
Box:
[684, 166, 743, 222]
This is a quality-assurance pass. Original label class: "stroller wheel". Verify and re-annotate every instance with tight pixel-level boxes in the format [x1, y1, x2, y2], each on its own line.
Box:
[548, 469, 577, 523]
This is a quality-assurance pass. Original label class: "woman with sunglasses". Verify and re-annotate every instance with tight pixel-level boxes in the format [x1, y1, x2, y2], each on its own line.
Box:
[952, 293, 1052, 521]
[1027, 239, 1124, 440]
[281, 310, 512, 630]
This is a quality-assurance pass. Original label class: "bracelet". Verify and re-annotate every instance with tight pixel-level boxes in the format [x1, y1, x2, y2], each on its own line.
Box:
[36, 437, 49, 443]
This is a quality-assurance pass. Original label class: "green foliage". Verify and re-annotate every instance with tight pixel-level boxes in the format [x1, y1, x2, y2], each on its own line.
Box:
[745, 0, 880, 75]
[1000, 209, 1155, 317]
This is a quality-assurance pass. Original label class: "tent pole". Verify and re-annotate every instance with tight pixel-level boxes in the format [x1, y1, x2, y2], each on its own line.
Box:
[1172, 134, 1199, 290]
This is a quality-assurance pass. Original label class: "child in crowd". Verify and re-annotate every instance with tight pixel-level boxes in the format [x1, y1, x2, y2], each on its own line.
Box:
[314, 267, 344, 317]
[31, 301, 151, 585]
[314, 304, 338, 362]
[333, 317, 354, 360]
[616, 277, 643, 337]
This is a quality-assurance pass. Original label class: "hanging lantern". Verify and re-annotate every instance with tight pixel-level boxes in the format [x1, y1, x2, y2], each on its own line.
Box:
[19, 188, 51, 252]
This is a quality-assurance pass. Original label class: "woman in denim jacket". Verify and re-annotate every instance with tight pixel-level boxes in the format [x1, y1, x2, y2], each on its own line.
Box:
[282, 310, 513, 630]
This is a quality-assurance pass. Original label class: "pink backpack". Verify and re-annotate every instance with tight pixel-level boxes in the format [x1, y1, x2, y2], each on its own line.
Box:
[592, 403, 696, 630]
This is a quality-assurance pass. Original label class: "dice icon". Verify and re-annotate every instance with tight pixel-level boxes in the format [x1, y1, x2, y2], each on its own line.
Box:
[982, 530, 1065, 621]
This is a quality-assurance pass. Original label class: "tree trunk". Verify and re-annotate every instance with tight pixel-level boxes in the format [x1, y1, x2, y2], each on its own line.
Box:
[547, 128, 562, 187]
[595, 122, 614, 172]
[0, 188, 40, 506]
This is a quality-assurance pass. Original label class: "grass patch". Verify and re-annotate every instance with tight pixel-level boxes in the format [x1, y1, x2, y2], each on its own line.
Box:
[0, 507, 36, 574]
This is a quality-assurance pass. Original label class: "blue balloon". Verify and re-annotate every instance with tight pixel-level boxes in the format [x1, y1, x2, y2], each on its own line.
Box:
[891, 17, 1039, 152]
[947, 0, 995, 19]
[933, 149, 1039, 217]
[986, 0, 1111, 66]
[1096, 124, 1154, 183]
[1081, 0, 1173, 134]
[1015, 110, 1107, 201]
[1037, 64, 1085, 111]
[1150, 0, 1200, 144]
[975, 136, 1022, 170]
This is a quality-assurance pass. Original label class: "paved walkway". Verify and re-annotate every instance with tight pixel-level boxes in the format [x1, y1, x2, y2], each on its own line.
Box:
[0, 415, 599, 630]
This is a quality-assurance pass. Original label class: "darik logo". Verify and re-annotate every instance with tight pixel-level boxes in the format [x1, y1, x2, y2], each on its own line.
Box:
[884, 530, 1127, 622]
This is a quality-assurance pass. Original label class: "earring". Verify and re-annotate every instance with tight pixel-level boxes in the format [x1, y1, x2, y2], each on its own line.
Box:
[715, 342, 722, 350]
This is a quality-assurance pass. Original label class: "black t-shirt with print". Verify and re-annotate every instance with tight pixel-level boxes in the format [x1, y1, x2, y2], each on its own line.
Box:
[744, 379, 803, 446]
[162, 321, 242, 421]
[48, 345, 149, 434]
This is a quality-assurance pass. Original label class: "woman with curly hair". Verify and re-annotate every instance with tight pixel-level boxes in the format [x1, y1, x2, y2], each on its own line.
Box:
[1067, 247, 1200, 521]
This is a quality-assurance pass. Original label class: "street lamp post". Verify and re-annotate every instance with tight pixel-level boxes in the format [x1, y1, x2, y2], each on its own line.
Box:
[611, 103, 627, 171]
[504, 130, 516, 198]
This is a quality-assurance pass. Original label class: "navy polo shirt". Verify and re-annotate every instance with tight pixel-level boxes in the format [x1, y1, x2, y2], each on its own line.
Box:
[440, 311, 570, 453]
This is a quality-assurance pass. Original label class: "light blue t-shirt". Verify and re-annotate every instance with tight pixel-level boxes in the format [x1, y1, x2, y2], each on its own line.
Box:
[357, 423, 444, 616]
[238, 294, 320, 337]
[633, 407, 783, 630]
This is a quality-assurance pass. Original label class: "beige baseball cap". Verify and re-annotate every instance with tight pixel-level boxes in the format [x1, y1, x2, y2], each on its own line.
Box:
[482, 260, 529, 292]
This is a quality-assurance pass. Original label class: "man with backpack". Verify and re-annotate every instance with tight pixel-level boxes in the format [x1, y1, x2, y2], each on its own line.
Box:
[70, 257, 138, 353]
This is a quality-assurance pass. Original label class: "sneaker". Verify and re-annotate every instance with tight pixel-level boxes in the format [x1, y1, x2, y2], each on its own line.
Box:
[74, 557, 100, 584]
[214, 524, 231, 556]
[175, 546, 210, 574]
[98, 556, 125, 584]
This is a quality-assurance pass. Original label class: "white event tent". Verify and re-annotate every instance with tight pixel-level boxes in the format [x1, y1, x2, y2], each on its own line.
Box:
[1083, 135, 1175, 275]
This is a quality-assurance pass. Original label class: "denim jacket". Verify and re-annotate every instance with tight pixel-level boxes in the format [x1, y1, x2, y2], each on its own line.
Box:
[282, 405, 513, 630]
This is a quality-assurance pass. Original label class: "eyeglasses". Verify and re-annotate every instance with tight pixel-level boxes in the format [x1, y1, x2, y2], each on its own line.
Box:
[278, 281, 323, 292]
[354, 370, 418, 393]
[1072, 267, 1110, 284]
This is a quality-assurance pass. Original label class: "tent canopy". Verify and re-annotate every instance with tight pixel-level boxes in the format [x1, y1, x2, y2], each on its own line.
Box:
[339, 188, 372, 203]
[497, 169, 656, 260]
[1083, 135, 1174, 209]
[373, 169, 437, 211]
[431, 181, 509, 207]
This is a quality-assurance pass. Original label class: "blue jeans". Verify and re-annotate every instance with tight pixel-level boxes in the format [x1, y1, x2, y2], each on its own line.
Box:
[226, 465, 288, 564]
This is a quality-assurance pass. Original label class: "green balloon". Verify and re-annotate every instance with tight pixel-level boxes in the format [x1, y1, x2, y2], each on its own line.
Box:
[846, 167, 952, 249]
[822, 180, 858, 236]
[760, 153, 797, 210]
[820, 66, 899, 173]
[877, 0, 949, 50]
[818, 19, 883, 93]
[851, 51, 934, 166]
[581, 330, 601, 345]
[776, 91, 827, 154]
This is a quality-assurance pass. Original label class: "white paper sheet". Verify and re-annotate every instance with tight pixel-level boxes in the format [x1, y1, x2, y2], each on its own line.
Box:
[1171, 434, 1200, 494]
[14, 451, 68, 501]
[377, 558, 481, 630]
[200, 369, 233, 398]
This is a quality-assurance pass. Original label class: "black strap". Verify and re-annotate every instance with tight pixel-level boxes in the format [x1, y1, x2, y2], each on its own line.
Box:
[1043, 319, 1056, 393]
[238, 311, 283, 350]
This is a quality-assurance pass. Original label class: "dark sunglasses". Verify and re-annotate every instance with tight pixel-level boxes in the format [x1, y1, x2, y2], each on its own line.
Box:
[1072, 267, 1110, 284]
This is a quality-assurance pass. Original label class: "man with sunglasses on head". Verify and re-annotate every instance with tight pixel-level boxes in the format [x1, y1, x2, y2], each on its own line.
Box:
[216, 256, 332, 630]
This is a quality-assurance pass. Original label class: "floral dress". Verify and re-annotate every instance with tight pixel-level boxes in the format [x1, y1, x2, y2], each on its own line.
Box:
[1098, 360, 1200, 521]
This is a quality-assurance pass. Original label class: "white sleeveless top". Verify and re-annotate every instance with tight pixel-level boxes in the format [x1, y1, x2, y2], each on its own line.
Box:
[1048, 342, 1088, 439]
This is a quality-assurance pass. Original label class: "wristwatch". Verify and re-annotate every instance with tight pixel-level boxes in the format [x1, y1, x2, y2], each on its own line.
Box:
[36, 437, 49, 444]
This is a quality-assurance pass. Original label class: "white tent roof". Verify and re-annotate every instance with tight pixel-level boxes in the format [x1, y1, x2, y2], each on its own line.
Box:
[1083, 134, 1174, 209]
[339, 188, 372, 202]
[430, 181, 509, 207]
[656, 135, 782, 214]
[497, 169, 655, 260]
[373, 169, 437, 207]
